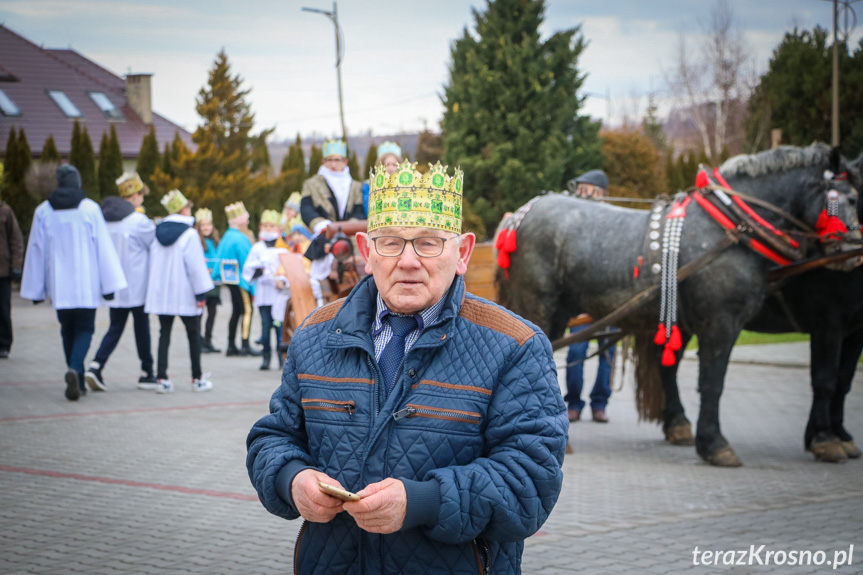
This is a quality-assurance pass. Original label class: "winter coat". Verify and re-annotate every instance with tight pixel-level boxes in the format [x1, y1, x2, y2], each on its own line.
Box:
[100, 196, 155, 308]
[144, 214, 213, 316]
[300, 174, 365, 233]
[0, 202, 24, 278]
[212, 227, 254, 293]
[21, 166, 127, 309]
[247, 274, 568, 574]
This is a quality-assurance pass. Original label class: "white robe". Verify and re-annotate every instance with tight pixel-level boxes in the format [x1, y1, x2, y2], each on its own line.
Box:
[21, 199, 127, 309]
[144, 215, 214, 317]
[105, 211, 155, 308]
[242, 241, 288, 307]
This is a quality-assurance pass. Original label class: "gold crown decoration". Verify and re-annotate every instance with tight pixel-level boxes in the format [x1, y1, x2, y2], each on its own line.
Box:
[161, 189, 189, 214]
[260, 209, 281, 226]
[225, 201, 249, 221]
[368, 160, 463, 233]
[195, 208, 213, 222]
[116, 172, 144, 197]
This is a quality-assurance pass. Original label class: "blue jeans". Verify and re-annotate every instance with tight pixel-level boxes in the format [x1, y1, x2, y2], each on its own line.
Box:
[56, 308, 96, 386]
[258, 305, 281, 356]
[565, 324, 615, 412]
[93, 306, 153, 375]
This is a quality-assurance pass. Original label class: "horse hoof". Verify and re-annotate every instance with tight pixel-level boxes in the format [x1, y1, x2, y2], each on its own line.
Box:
[840, 441, 862, 459]
[707, 447, 742, 467]
[811, 438, 848, 463]
[665, 423, 695, 446]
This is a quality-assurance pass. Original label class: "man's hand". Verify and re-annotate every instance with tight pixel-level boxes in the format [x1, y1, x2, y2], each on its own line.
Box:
[343, 478, 406, 534]
[291, 469, 345, 523]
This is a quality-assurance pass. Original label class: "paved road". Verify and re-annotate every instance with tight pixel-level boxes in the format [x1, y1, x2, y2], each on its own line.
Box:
[1, 289, 861, 574]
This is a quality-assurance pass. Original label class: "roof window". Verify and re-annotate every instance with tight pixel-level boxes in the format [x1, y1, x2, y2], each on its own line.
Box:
[89, 91, 123, 119]
[47, 90, 82, 118]
[0, 89, 21, 116]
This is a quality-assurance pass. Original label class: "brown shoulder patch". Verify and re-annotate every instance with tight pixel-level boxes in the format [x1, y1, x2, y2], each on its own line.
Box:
[459, 298, 536, 346]
[299, 299, 345, 330]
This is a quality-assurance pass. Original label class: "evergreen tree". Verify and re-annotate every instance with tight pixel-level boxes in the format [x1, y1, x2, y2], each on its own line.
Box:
[441, 0, 602, 236]
[363, 144, 378, 177]
[642, 93, 667, 153]
[251, 128, 274, 174]
[98, 125, 124, 199]
[70, 123, 97, 199]
[136, 125, 160, 189]
[347, 150, 360, 180]
[308, 145, 322, 180]
[41, 135, 61, 163]
[601, 128, 667, 200]
[161, 142, 174, 177]
[415, 131, 443, 166]
[666, 149, 685, 193]
[4, 128, 38, 233]
[279, 133, 306, 202]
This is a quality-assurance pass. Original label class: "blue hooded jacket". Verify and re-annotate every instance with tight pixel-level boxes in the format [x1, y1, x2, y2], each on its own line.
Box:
[247, 275, 567, 574]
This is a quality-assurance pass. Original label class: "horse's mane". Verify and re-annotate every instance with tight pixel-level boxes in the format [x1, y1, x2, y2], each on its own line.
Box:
[719, 143, 830, 179]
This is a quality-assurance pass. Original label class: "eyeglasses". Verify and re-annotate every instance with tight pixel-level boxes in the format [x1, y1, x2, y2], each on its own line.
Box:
[368, 235, 460, 258]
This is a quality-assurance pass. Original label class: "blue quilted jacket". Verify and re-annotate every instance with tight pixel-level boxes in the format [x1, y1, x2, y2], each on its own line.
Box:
[247, 275, 567, 574]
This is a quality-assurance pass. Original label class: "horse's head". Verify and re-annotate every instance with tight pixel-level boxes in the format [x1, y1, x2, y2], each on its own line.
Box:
[812, 147, 862, 270]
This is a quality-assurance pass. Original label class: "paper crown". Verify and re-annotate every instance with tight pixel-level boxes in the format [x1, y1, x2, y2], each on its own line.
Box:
[225, 201, 249, 221]
[368, 160, 463, 233]
[260, 209, 281, 226]
[284, 191, 302, 211]
[161, 189, 189, 214]
[116, 172, 144, 197]
[377, 141, 402, 159]
[195, 208, 213, 222]
[322, 139, 347, 158]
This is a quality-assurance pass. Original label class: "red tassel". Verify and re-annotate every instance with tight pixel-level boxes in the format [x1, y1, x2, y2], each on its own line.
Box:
[815, 210, 848, 241]
[497, 249, 510, 269]
[503, 228, 517, 252]
[695, 169, 710, 189]
[632, 266, 640, 279]
[654, 324, 666, 345]
[495, 228, 507, 250]
[661, 345, 677, 366]
[668, 325, 682, 351]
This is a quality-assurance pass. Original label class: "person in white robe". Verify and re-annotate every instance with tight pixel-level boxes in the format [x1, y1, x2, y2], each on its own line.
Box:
[20, 165, 127, 401]
[242, 209, 288, 370]
[85, 172, 156, 392]
[144, 189, 214, 394]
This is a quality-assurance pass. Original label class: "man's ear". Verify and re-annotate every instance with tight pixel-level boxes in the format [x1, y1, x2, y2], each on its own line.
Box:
[455, 233, 476, 276]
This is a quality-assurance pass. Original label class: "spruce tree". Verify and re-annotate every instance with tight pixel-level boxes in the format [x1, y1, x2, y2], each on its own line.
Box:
[308, 145, 322, 180]
[136, 125, 160, 191]
[4, 128, 37, 233]
[279, 133, 306, 201]
[441, 0, 602, 236]
[41, 136, 61, 163]
[98, 125, 124, 199]
[347, 150, 360, 180]
[415, 131, 443, 166]
[71, 124, 97, 199]
[363, 144, 378, 177]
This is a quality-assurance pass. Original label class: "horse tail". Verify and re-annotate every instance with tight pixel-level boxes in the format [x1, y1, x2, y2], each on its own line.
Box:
[633, 330, 665, 422]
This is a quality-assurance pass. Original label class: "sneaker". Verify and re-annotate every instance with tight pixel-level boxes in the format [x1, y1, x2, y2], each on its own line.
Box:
[84, 363, 106, 392]
[155, 379, 175, 394]
[0, 348, 9, 359]
[192, 375, 213, 392]
[64, 369, 80, 401]
[137, 374, 159, 390]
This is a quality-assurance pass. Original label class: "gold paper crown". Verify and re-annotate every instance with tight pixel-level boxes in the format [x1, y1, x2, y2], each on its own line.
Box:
[260, 209, 281, 225]
[161, 189, 189, 214]
[225, 201, 249, 221]
[195, 208, 213, 222]
[116, 172, 144, 197]
[368, 160, 463, 233]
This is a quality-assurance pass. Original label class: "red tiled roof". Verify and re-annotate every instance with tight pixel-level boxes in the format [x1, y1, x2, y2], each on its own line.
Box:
[0, 24, 194, 159]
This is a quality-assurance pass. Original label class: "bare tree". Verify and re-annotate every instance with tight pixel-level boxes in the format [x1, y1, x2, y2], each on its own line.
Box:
[666, 0, 752, 162]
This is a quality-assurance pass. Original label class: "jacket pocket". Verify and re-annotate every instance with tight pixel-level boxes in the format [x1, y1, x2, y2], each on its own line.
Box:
[301, 398, 356, 416]
[392, 403, 481, 425]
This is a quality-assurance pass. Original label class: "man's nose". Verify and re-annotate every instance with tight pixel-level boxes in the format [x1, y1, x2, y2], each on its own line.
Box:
[397, 243, 422, 268]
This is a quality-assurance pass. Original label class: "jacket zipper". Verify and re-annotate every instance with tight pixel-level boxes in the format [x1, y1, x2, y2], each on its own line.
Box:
[301, 399, 355, 415]
[293, 520, 307, 574]
[473, 538, 491, 575]
[392, 404, 481, 425]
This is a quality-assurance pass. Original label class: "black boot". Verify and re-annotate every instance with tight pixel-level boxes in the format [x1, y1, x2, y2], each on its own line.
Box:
[259, 353, 271, 370]
[226, 341, 241, 356]
[207, 339, 221, 353]
[200, 337, 213, 354]
[240, 339, 262, 357]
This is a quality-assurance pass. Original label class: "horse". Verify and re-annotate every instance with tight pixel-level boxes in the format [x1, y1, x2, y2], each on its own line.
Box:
[496, 143, 861, 467]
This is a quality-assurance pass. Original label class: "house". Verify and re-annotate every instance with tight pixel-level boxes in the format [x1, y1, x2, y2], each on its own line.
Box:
[0, 24, 194, 165]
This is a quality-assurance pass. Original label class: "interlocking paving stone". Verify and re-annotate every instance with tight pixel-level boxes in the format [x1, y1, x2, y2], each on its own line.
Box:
[1, 290, 861, 574]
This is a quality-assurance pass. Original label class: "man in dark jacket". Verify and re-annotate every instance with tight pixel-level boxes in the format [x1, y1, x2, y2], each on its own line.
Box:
[0, 196, 25, 359]
[247, 161, 568, 574]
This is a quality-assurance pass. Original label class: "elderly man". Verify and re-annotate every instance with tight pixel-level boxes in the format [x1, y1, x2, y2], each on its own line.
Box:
[247, 161, 568, 574]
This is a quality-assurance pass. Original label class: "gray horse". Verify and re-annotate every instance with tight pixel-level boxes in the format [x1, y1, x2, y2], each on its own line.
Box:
[497, 144, 861, 467]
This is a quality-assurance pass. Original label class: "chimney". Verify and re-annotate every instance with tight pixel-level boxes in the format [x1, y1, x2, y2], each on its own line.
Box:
[125, 73, 153, 125]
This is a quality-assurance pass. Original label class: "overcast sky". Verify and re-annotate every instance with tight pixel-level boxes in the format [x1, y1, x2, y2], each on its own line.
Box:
[0, 0, 856, 142]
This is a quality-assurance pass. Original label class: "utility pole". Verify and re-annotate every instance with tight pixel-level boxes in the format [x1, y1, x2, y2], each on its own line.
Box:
[302, 2, 347, 143]
[818, 0, 861, 146]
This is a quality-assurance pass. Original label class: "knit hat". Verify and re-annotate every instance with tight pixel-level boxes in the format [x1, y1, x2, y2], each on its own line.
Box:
[574, 169, 609, 192]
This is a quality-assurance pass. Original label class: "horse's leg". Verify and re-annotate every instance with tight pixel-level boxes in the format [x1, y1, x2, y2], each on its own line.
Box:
[662, 331, 694, 445]
[805, 330, 848, 462]
[694, 328, 742, 467]
[833, 328, 863, 459]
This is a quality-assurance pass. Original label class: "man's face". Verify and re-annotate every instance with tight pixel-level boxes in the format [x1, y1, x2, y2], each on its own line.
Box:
[357, 227, 476, 314]
[575, 183, 606, 199]
[323, 155, 347, 170]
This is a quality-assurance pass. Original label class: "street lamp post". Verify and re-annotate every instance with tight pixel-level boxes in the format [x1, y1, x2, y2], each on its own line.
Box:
[302, 2, 347, 144]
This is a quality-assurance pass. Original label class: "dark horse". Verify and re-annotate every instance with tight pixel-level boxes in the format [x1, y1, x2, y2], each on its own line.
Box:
[497, 144, 861, 466]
